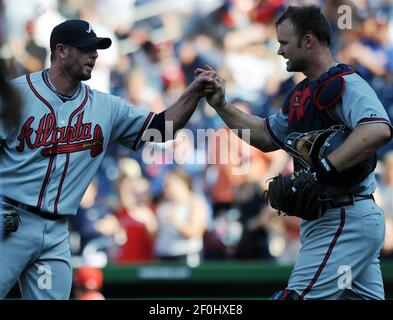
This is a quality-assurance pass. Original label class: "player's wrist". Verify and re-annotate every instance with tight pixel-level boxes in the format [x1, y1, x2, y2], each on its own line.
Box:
[209, 96, 227, 110]
[312, 157, 338, 185]
[214, 100, 227, 109]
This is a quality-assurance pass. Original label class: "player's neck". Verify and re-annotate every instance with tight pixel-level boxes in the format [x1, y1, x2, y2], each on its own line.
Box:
[47, 68, 81, 97]
[303, 51, 337, 81]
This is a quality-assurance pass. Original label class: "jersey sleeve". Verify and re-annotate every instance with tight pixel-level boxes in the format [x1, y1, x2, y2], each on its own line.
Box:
[264, 108, 290, 150]
[331, 73, 392, 130]
[109, 97, 156, 151]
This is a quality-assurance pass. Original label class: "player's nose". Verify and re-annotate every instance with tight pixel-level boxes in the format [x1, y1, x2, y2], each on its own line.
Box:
[91, 50, 98, 59]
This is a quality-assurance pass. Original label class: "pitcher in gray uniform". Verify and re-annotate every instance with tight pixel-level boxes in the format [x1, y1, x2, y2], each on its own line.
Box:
[0, 19, 216, 299]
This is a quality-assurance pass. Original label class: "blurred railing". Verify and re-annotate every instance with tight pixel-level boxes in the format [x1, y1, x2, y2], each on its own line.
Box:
[100, 261, 393, 299]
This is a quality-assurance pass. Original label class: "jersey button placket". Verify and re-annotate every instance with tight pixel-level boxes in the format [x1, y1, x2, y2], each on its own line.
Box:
[56, 118, 66, 164]
[50, 114, 67, 211]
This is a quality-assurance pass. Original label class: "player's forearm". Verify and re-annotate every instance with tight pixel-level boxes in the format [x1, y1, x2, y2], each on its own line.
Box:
[164, 87, 203, 134]
[214, 102, 278, 152]
[328, 123, 392, 172]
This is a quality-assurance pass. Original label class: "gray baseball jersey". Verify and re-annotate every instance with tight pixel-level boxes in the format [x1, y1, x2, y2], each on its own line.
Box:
[266, 72, 392, 299]
[0, 71, 154, 215]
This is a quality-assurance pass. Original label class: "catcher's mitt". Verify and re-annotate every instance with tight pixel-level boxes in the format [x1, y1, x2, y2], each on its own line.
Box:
[267, 170, 333, 221]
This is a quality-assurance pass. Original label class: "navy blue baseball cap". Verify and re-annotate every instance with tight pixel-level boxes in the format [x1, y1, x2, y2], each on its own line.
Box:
[50, 19, 112, 52]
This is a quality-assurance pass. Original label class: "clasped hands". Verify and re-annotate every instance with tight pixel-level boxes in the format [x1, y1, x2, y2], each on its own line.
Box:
[192, 65, 226, 110]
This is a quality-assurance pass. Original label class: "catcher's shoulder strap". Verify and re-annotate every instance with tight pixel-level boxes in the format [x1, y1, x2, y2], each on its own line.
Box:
[313, 63, 357, 111]
[282, 63, 357, 130]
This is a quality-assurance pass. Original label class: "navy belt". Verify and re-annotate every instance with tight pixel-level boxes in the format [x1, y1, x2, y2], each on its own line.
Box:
[2, 196, 66, 221]
[328, 194, 374, 209]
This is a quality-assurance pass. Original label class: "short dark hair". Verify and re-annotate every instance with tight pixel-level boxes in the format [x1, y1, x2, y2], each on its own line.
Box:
[275, 6, 331, 47]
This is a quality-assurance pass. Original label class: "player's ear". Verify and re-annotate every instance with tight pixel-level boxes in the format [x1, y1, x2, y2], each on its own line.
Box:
[303, 34, 313, 49]
[56, 43, 69, 60]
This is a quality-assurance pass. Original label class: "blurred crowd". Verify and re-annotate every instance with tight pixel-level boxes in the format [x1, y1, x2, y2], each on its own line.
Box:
[2, 0, 393, 291]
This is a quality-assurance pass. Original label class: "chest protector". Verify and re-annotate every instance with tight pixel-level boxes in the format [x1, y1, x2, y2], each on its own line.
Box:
[282, 64, 357, 171]
[283, 63, 356, 132]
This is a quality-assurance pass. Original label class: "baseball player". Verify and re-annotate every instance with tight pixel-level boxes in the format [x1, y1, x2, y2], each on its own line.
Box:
[197, 5, 392, 299]
[0, 19, 215, 299]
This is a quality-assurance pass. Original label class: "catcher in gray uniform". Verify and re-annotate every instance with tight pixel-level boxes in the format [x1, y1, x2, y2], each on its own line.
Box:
[197, 5, 392, 299]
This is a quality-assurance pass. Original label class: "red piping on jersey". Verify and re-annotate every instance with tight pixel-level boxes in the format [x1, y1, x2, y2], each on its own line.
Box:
[358, 117, 389, 123]
[132, 112, 155, 150]
[26, 73, 57, 210]
[26, 73, 56, 114]
[300, 209, 346, 299]
[54, 85, 89, 214]
[38, 158, 54, 209]
[264, 117, 285, 149]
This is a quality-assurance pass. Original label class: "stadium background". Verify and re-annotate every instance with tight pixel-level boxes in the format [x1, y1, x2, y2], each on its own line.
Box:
[2, 0, 393, 299]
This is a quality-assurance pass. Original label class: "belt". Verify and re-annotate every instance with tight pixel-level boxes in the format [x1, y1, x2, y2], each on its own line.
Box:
[328, 194, 374, 209]
[1, 196, 66, 221]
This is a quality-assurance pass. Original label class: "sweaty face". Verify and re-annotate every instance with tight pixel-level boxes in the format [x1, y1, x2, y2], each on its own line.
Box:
[276, 19, 307, 72]
[63, 45, 98, 81]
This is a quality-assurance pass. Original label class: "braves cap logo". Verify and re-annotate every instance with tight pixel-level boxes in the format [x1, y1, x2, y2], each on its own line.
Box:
[86, 24, 94, 34]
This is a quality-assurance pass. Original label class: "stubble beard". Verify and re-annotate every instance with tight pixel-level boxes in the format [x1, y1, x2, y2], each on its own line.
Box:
[286, 57, 307, 73]
[77, 65, 93, 81]
[65, 61, 92, 81]
[73, 68, 92, 81]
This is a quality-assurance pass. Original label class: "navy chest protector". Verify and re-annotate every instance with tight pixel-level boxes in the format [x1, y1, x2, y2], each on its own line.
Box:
[282, 63, 356, 132]
[282, 64, 377, 180]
